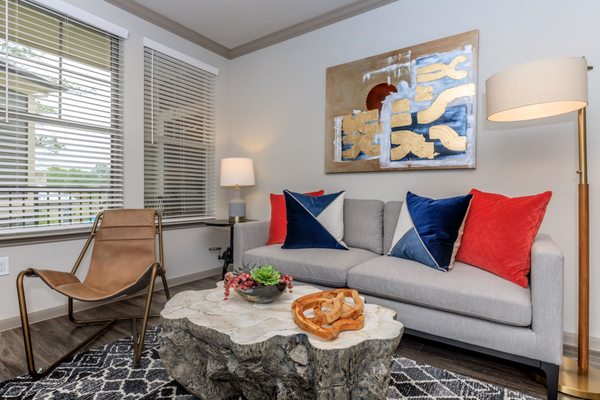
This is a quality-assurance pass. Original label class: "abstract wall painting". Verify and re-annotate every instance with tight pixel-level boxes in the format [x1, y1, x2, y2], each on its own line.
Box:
[325, 30, 479, 173]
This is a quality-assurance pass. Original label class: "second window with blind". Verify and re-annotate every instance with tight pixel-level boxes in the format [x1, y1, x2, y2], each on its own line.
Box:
[143, 47, 216, 222]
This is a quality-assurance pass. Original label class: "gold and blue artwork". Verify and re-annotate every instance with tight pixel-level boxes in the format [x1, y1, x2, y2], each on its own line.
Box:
[325, 30, 479, 173]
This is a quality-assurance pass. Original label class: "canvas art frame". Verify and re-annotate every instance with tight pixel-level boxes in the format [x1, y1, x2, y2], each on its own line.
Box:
[325, 30, 479, 173]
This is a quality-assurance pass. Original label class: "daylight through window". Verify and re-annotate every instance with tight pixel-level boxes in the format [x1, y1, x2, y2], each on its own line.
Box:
[143, 47, 216, 222]
[0, 0, 123, 234]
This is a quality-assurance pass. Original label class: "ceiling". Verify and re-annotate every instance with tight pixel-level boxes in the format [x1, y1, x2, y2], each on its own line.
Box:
[134, 0, 359, 49]
[105, 0, 396, 59]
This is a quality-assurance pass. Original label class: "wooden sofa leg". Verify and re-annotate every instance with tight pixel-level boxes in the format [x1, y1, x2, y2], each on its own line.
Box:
[541, 362, 559, 400]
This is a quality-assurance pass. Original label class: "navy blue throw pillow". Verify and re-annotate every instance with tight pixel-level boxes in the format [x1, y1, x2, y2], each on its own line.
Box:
[388, 191, 472, 271]
[282, 190, 348, 250]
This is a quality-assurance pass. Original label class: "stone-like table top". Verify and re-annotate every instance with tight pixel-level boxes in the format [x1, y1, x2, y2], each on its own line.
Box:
[159, 283, 404, 399]
[161, 282, 403, 348]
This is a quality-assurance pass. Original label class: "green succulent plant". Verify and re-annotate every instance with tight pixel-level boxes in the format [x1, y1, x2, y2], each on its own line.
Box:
[251, 265, 281, 286]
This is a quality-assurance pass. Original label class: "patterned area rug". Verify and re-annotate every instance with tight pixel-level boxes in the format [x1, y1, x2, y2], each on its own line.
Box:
[0, 327, 537, 399]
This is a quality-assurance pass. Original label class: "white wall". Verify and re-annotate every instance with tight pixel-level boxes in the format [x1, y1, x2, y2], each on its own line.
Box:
[229, 0, 600, 339]
[0, 0, 230, 322]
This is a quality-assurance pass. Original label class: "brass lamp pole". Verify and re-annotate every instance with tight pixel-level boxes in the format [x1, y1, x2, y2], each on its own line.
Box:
[486, 57, 598, 398]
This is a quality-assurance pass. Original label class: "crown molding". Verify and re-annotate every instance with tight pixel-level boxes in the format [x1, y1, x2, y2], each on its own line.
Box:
[229, 0, 397, 59]
[104, 0, 230, 58]
[104, 0, 397, 60]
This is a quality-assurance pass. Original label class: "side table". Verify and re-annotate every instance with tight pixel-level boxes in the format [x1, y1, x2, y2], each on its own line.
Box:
[205, 219, 254, 278]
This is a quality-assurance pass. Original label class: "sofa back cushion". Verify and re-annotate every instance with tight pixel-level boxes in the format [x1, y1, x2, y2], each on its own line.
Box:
[383, 201, 403, 253]
[343, 199, 384, 254]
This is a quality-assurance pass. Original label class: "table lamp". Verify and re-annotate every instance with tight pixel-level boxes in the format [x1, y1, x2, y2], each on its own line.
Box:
[220, 157, 255, 223]
[486, 57, 597, 398]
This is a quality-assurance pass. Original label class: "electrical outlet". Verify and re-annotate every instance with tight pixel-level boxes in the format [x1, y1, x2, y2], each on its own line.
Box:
[0, 256, 8, 276]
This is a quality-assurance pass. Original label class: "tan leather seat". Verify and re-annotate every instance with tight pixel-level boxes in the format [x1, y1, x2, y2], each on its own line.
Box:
[33, 209, 159, 301]
[17, 209, 171, 379]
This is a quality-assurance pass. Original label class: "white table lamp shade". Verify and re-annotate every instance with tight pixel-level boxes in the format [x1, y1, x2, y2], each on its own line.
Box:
[486, 57, 588, 122]
[220, 158, 255, 187]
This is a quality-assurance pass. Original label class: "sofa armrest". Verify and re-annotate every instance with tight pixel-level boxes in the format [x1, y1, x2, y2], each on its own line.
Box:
[530, 233, 564, 365]
[233, 221, 270, 270]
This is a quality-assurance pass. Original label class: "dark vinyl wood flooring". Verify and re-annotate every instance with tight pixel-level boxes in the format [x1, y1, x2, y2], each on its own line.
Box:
[0, 275, 219, 383]
[0, 275, 597, 400]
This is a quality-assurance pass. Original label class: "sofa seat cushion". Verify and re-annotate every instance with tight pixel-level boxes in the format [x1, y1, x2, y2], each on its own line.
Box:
[243, 245, 378, 287]
[347, 256, 531, 327]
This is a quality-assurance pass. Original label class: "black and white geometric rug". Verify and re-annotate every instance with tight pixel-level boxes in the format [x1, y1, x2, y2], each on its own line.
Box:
[0, 326, 538, 399]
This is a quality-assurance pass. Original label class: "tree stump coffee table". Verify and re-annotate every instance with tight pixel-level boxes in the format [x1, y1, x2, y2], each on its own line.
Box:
[159, 283, 403, 400]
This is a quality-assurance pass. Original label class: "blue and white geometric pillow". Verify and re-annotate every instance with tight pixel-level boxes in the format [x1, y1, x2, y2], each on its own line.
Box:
[388, 192, 473, 271]
[282, 190, 348, 250]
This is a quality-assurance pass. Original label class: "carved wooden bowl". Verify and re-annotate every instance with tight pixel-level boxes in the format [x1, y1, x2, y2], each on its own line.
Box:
[291, 289, 364, 340]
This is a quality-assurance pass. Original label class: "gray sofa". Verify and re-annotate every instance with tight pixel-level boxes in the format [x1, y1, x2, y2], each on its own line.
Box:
[233, 199, 563, 399]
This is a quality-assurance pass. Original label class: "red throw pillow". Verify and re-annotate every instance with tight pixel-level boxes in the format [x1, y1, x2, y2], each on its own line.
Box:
[455, 189, 552, 287]
[267, 190, 324, 245]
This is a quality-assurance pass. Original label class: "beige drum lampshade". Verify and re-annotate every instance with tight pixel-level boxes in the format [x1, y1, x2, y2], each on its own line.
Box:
[486, 57, 589, 122]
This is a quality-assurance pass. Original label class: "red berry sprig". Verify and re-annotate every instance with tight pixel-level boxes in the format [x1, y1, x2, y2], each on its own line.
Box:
[224, 272, 255, 300]
[223, 270, 294, 300]
[280, 274, 294, 292]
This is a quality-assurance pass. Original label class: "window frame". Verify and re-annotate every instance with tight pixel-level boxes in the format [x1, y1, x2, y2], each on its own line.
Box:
[142, 44, 218, 224]
[0, 0, 125, 240]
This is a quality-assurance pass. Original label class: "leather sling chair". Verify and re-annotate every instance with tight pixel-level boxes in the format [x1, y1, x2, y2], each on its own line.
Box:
[16, 209, 171, 379]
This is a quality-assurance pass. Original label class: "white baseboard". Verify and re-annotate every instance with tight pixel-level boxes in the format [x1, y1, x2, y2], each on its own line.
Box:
[564, 331, 600, 353]
[0, 267, 221, 333]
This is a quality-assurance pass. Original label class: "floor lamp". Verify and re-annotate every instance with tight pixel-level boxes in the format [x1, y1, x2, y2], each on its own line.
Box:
[486, 57, 598, 398]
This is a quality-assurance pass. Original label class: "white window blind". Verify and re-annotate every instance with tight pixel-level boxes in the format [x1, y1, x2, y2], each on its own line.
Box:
[144, 46, 216, 222]
[0, 0, 124, 235]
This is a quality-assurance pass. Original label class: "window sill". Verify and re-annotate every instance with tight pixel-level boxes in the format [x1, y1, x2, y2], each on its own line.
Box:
[0, 218, 217, 247]
[162, 219, 214, 230]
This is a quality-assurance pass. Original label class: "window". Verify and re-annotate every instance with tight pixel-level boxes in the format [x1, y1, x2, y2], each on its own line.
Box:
[143, 46, 216, 222]
[0, 0, 123, 234]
